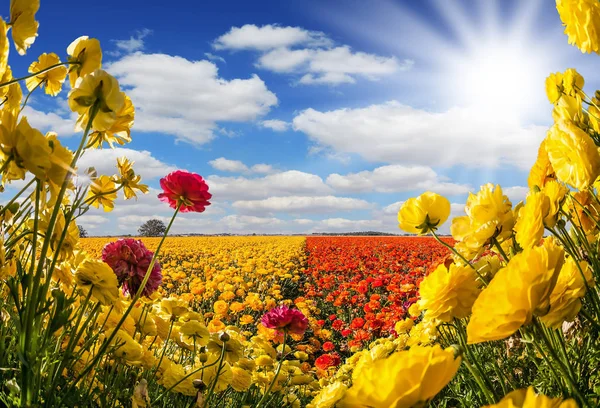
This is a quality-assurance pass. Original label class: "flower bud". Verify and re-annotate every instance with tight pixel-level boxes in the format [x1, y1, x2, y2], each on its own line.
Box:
[193, 379, 207, 391]
[219, 331, 230, 342]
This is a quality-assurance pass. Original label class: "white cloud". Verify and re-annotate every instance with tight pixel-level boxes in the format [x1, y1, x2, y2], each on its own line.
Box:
[207, 170, 332, 200]
[79, 148, 175, 180]
[327, 165, 470, 196]
[261, 119, 289, 132]
[208, 157, 275, 175]
[204, 53, 226, 63]
[108, 53, 277, 145]
[504, 186, 529, 204]
[213, 24, 332, 51]
[214, 24, 407, 86]
[293, 101, 546, 169]
[22, 106, 77, 137]
[113, 29, 152, 54]
[77, 215, 109, 230]
[232, 195, 373, 215]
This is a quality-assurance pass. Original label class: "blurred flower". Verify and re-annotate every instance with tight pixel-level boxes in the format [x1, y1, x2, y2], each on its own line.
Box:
[158, 170, 212, 213]
[397, 192, 451, 235]
[74, 259, 119, 305]
[483, 387, 578, 407]
[528, 140, 556, 189]
[261, 305, 308, 336]
[102, 238, 162, 297]
[557, 0, 600, 54]
[308, 382, 347, 408]
[514, 190, 550, 249]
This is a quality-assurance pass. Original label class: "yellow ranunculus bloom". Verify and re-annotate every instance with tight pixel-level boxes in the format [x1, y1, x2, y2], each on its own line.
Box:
[418, 262, 480, 322]
[514, 190, 550, 250]
[114, 157, 148, 200]
[308, 382, 347, 408]
[26, 53, 68, 96]
[74, 259, 119, 306]
[67, 36, 103, 87]
[0, 19, 8, 79]
[545, 72, 564, 104]
[451, 184, 514, 260]
[545, 120, 600, 191]
[338, 345, 460, 408]
[562, 68, 585, 97]
[68, 69, 125, 132]
[397, 192, 451, 235]
[87, 94, 135, 148]
[483, 387, 578, 407]
[468, 237, 564, 344]
[566, 191, 600, 234]
[86, 175, 118, 212]
[557, 0, 600, 54]
[542, 180, 569, 228]
[528, 140, 555, 189]
[213, 299, 229, 315]
[9, 0, 39, 55]
[230, 367, 252, 392]
[111, 330, 143, 364]
[180, 320, 210, 346]
[541, 257, 594, 329]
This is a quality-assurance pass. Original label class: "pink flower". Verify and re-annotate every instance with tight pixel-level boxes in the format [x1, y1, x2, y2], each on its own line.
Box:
[102, 238, 162, 297]
[157, 170, 211, 213]
[261, 305, 308, 336]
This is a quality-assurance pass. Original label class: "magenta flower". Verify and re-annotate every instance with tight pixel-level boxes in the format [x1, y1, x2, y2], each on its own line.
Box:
[261, 305, 308, 336]
[157, 170, 212, 213]
[102, 238, 162, 297]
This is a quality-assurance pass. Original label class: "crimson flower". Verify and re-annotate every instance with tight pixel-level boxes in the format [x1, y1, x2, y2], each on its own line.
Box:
[102, 238, 162, 297]
[158, 170, 211, 213]
[261, 305, 308, 336]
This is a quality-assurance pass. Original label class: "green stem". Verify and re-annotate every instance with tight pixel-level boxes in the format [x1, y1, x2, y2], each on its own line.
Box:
[0, 62, 77, 90]
[154, 319, 175, 373]
[20, 80, 42, 113]
[255, 332, 287, 408]
[0, 178, 34, 217]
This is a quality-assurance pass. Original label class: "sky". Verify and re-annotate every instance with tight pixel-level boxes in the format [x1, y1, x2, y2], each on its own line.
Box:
[9, 0, 600, 235]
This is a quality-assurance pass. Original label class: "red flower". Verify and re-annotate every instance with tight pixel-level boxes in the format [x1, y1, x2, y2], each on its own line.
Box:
[322, 341, 335, 352]
[158, 170, 211, 213]
[261, 305, 308, 336]
[102, 238, 162, 297]
[315, 353, 341, 370]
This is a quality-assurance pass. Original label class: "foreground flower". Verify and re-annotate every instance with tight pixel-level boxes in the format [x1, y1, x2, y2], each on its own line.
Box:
[74, 259, 119, 305]
[102, 238, 162, 297]
[67, 36, 102, 87]
[338, 345, 461, 408]
[158, 170, 212, 213]
[261, 305, 308, 336]
[397, 192, 450, 235]
[87, 175, 117, 212]
[557, 0, 600, 54]
[468, 237, 564, 343]
[308, 382, 348, 408]
[9, 0, 40, 55]
[25, 53, 67, 96]
[514, 190, 550, 249]
[483, 387, 578, 407]
[545, 119, 600, 190]
[418, 262, 480, 322]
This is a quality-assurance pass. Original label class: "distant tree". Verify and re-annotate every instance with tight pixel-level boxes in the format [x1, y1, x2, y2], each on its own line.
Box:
[78, 225, 88, 238]
[138, 219, 167, 237]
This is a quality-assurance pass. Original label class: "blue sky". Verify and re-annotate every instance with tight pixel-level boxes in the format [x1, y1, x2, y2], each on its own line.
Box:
[13, 0, 600, 235]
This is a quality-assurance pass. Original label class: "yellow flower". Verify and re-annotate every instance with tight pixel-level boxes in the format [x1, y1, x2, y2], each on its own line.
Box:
[566, 191, 600, 234]
[468, 238, 564, 344]
[68, 69, 125, 132]
[527, 140, 555, 189]
[0, 19, 8, 79]
[546, 119, 600, 191]
[25, 53, 68, 96]
[213, 299, 229, 315]
[111, 330, 143, 364]
[483, 387, 578, 408]
[545, 72, 564, 104]
[542, 180, 569, 228]
[394, 318, 414, 335]
[86, 175, 117, 212]
[87, 94, 135, 148]
[397, 192, 451, 235]
[9, 0, 40, 55]
[239, 314, 254, 325]
[557, 0, 600, 54]
[230, 367, 252, 392]
[74, 260, 119, 306]
[562, 68, 585, 97]
[160, 297, 189, 317]
[541, 257, 594, 329]
[308, 382, 348, 408]
[472, 255, 502, 279]
[67, 36, 103, 87]
[113, 157, 148, 200]
[451, 184, 514, 260]
[207, 333, 243, 363]
[338, 345, 460, 408]
[180, 320, 210, 346]
[418, 262, 480, 322]
[514, 190, 550, 250]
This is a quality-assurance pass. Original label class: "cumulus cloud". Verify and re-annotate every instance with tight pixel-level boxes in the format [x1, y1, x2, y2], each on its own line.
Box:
[326, 165, 470, 196]
[213, 24, 332, 51]
[207, 170, 332, 200]
[108, 53, 277, 145]
[293, 101, 547, 169]
[22, 106, 77, 137]
[232, 195, 373, 215]
[209, 157, 275, 174]
[213, 24, 407, 86]
[79, 148, 176, 180]
[112, 28, 153, 55]
[261, 119, 289, 132]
